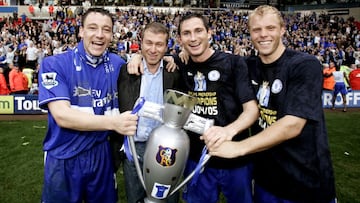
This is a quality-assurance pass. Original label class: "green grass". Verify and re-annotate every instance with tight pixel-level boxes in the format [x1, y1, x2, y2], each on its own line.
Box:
[325, 111, 360, 203]
[0, 111, 359, 203]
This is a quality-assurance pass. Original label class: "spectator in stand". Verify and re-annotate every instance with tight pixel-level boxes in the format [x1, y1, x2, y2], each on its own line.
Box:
[52, 43, 65, 55]
[0, 66, 10, 95]
[25, 41, 38, 70]
[17, 48, 27, 70]
[20, 13, 27, 24]
[17, 38, 27, 52]
[28, 63, 39, 95]
[4, 45, 16, 67]
[129, 39, 140, 53]
[28, 4, 35, 17]
[323, 61, 336, 91]
[38, 3, 43, 14]
[0, 50, 10, 84]
[118, 49, 129, 63]
[349, 63, 360, 90]
[0, 41, 6, 57]
[340, 64, 353, 89]
[22, 66, 34, 91]
[48, 4, 54, 17]
[8, 63, 28, 94]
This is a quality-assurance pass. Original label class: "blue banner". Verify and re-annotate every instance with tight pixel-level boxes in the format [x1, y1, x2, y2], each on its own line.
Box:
[1, 91, 360, 115]
[322, 90, 360, 108]
[0, 6, 18, 13]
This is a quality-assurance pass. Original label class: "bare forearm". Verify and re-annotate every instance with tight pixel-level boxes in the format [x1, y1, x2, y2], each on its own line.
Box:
[51, 106, 115, 131]
[236, 115, 306, 156]
[225, 100, 259, 138]
[208, 115, 306, 158]
[48, 100, 137, 135]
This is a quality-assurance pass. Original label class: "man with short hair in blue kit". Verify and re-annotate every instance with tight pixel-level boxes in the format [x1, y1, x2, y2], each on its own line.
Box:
[38, 8, 138, 203]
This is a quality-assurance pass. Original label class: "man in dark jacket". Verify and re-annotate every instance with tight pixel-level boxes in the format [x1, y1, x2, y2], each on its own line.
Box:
[111, 22, 182, 203]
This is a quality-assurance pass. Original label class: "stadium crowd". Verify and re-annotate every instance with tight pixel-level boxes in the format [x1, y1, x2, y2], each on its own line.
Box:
[0, 6, 359, 95]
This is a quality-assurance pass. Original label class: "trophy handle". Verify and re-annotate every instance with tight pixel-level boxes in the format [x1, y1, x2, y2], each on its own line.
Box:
[168, 114, 214, 196]
[169, 153, 211, 196]
[128, 100, 165, 192]
[128, 135, 147, 190]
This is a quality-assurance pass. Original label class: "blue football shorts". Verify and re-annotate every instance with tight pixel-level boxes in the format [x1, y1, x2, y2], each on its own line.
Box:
[41, 141, 117, 203]
[182, 159, 253, 203]
[334, 82, 347, 96]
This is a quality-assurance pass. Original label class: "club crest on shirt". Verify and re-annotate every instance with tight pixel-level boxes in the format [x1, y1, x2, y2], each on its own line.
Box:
[208, 70, 220, 81]
[194, 71, 206, 91]
[156, 146, 177, 167]
[271, 79, 283, 94]
[41, 72, 58, 89]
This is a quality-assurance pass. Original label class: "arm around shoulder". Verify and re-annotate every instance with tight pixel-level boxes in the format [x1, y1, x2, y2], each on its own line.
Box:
[48, 100, 138, 135]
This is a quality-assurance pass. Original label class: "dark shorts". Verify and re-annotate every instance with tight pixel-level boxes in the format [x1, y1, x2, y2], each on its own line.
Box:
[41, 141, 117, 203]
[182, 159, 253, 203]
[254, 184, 337, 203]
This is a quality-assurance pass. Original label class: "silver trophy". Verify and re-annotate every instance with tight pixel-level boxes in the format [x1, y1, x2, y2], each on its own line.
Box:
[127, 89, 213, 203]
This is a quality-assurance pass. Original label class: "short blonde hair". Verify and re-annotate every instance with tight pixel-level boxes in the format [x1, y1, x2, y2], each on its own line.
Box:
[248, 5, 285, 29]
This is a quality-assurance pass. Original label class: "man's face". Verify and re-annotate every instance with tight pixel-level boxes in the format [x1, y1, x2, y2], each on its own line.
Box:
[141, 30, 167, 70]
[178, 17, 211, 62]
[329, 62, 336, 68]
[79, 12, 113, 57]
[249, 12, 285, 62]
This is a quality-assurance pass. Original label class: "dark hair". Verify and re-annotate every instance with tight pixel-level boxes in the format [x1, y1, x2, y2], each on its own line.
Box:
[178, 13, 209, 35]
[81, 8, 114, 28]
[142, 22, 169, 42]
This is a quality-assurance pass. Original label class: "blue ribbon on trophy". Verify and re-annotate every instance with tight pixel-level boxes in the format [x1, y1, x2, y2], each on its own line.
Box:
[123, 97, 146, 161]
[126, 89, 214, 203]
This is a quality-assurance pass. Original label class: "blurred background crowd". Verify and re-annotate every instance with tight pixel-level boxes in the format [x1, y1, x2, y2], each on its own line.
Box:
[0, 5, 359, 95]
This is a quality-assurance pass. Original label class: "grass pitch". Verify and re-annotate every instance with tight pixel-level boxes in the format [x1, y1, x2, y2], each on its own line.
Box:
[0, 110, 359, 203]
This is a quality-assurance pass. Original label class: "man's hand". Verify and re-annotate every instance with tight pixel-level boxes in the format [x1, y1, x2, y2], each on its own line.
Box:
[127, 54, 143, 75]
[112, 111, 138, 136]
[163, 56, 177, 72]
[206, 141, 241, 159]
[178, 49, 189, 65]
[200, 126, 233, 150]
